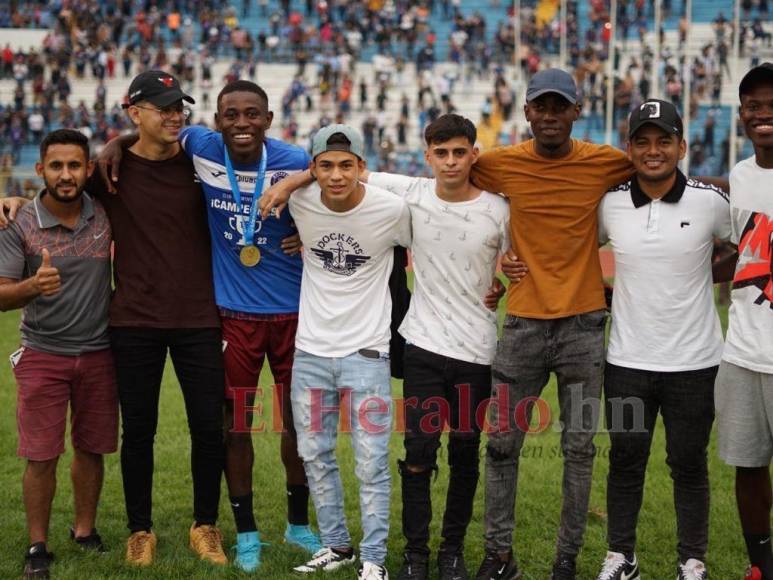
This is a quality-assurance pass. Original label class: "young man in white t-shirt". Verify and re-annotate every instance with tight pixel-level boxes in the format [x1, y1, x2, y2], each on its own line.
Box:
[714, 63, 773, 580]
[363, 114, 510, 580]
[285, 124, 411, 580]
[258, 116, 518, 580]
[592, 100, 730, 580]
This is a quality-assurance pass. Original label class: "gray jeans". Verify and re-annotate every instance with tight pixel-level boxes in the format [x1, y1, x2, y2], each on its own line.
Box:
[484, 311, 607, 557]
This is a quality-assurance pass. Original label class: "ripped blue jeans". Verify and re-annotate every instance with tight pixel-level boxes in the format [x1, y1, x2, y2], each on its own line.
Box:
[291, 349, 393, 565]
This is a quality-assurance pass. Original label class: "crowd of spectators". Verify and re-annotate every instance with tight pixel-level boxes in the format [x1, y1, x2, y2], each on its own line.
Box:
[0, 0, 771, 188]
[0, 0, 515, 171]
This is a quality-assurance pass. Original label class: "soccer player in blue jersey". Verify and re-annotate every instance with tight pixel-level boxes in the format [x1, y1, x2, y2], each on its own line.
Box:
[177, 80, 322, 571]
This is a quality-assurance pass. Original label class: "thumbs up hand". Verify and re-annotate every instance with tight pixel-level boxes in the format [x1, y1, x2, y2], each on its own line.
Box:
[34, 249, 61, 296]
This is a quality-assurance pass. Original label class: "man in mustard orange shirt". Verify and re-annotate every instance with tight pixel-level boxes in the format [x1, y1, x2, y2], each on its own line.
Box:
[470, 69, 634, 580]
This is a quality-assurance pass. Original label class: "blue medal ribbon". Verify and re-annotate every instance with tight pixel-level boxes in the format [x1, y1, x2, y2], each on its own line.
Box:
[224, 143, 267, 247]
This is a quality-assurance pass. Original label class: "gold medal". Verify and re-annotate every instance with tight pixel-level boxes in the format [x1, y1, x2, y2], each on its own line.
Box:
[239, 245, 261, 267]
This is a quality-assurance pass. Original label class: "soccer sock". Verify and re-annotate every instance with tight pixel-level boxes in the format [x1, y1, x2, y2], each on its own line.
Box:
[287, 484, 310, 526]
[230, 493, 257, 534]
[744, 533, 773, 578]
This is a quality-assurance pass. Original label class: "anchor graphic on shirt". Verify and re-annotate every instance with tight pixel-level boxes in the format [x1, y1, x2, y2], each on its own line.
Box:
[311, 240, 371, 277]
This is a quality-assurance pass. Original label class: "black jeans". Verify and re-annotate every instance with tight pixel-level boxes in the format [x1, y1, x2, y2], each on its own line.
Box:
[604, 363, 717, 562]
[401, 344, 491, 555]
[110, 327, 225, 532]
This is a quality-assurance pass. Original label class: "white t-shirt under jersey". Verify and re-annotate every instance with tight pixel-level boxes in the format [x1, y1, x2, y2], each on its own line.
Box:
[368, 172, 510, 364]
[723, 156, 773, 374]
[599, 173, 731, 371]
[289, 182, 412, 358]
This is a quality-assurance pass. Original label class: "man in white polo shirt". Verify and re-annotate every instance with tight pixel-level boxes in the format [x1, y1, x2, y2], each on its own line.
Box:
[286, 124, 411, 580]
[593, 100, 730, 580]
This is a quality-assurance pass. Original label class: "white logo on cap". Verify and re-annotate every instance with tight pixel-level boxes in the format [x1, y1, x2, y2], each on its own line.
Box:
[641, 101, 661, 119]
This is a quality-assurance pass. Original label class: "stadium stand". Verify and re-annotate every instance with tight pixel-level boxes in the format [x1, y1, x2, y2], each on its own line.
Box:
[0, 0, 770, 195]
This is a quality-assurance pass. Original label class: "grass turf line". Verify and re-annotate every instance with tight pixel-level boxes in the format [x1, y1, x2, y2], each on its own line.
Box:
[0, 289, 746, 578]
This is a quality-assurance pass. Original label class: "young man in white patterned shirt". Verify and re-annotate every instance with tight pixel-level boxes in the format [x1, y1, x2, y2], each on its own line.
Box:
[260, 114, 520, 580]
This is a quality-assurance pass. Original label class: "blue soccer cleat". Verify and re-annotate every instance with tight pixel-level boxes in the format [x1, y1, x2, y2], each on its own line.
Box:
[284, 523, 323, 554]
[232, 531, 264, 573]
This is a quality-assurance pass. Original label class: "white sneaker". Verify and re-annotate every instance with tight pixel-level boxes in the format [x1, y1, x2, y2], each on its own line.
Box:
[597, 551, 640, 580]
[677, 558, 707, 580]
[293, 547, 356, 573]
[358, 561, 389, 580]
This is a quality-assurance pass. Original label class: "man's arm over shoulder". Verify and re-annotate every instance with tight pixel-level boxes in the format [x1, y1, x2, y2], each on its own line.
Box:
[367, 171, 425, 198]
[470, 146, 516, 195]
[262, 169, 315, 219]
[0, 196, 31, 228]
[592, 144, 635, 190]
[179, 124, 218, 158]
[86, 171, 109, 198]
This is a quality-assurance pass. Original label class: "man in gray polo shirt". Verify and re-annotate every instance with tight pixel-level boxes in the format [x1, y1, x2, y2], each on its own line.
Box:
[0, 129, 117, 580]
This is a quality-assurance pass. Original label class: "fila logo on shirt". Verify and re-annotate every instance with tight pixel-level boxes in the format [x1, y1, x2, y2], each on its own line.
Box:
[311, 233, 371, 276]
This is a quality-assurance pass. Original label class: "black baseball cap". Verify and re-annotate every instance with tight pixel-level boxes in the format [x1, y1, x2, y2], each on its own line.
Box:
[628, 99, 684, 139]
[122, 70, 195, 108]
[739, 62, 773, 98]
[526, 68, 578, 104]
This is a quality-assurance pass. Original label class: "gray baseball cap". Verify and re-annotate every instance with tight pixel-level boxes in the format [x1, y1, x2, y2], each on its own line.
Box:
[311, 124, 365, 160]
[526, 68, 578, 104]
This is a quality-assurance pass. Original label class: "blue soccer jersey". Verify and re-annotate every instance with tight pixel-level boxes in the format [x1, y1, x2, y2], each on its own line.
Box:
[180, 125, 308, 314]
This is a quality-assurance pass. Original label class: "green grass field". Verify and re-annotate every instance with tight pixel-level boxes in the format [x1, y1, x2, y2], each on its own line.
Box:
[0, 297, 749, 579]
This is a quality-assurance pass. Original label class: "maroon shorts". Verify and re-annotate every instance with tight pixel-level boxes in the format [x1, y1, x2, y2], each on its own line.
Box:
[221, 314, 297, 405]
[13, 347, 119, 461]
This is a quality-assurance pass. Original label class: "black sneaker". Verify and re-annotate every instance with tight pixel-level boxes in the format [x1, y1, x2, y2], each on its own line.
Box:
[70, 527, 106, 552]
[596, 551, 640, 580]
[396, 551, 429, 580]
[438, 548, 469, 580]
[23, 543, 53, 579]
[474, 550, 522, 580]
[550, 553, 576, 580]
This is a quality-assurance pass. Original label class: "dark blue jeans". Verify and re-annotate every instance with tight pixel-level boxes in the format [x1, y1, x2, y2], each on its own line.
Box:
[484, 311, 607, 557]
[604, 363, 717, 562]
